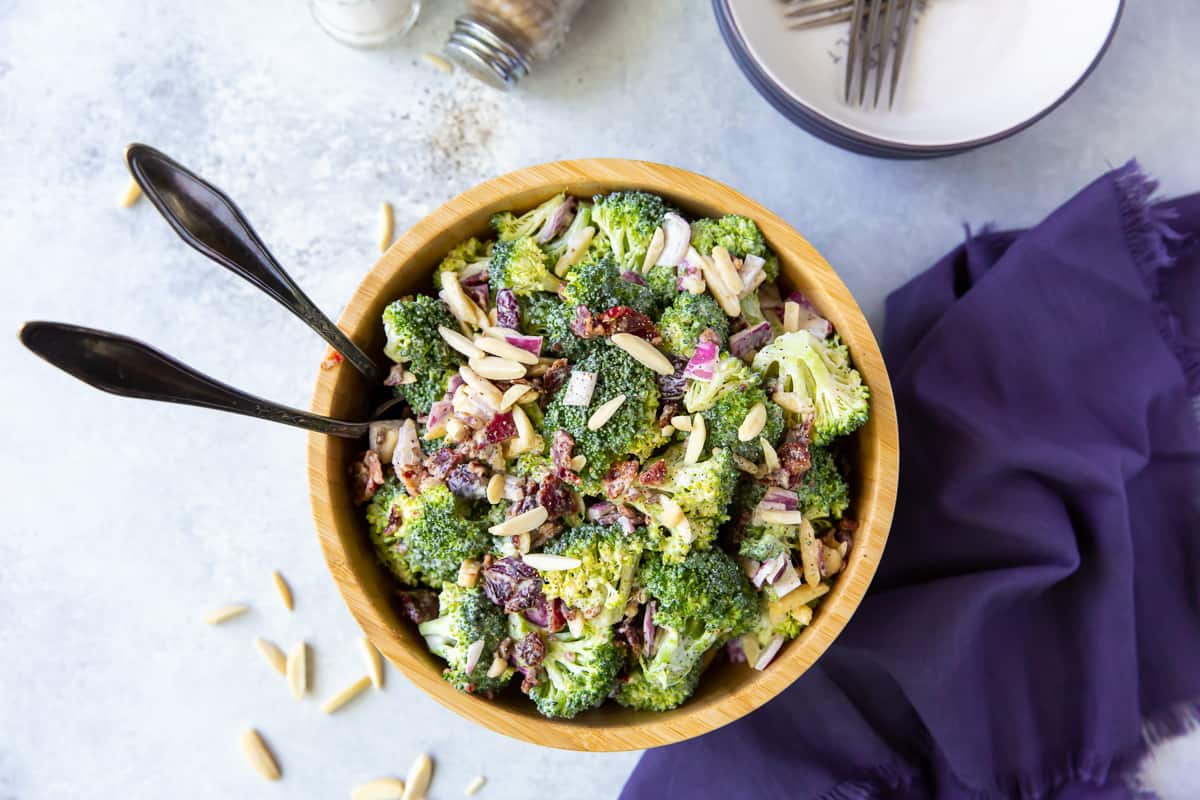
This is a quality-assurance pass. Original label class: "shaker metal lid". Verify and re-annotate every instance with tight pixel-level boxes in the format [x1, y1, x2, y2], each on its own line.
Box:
[444, 16, 531, 90]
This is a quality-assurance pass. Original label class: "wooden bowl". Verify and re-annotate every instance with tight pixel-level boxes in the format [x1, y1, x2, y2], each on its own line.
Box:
[308, 160, 898, 751]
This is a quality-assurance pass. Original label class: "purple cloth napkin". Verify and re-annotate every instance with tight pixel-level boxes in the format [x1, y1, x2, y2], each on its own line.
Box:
[621, 162, 1200, 800]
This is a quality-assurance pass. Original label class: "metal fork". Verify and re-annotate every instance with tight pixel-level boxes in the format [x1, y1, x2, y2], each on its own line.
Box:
[783, 0, 915, 109]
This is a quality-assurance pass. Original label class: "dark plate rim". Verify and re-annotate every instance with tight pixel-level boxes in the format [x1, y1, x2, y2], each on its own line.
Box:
[712, 0, 1125, 159]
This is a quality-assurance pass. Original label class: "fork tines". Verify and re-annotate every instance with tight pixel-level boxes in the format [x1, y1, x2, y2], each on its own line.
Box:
[784, 0, 914, 109]
[846, 0, 914, 108]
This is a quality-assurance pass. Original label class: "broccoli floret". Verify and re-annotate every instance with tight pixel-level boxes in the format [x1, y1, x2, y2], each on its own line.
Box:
[701, 387, 785, 463]
[615, 631, 705, 712]
[738, 522, 796, 562]
[437, 237, 492, 281]
[752, 331, 869, 444]
[796, 446, 850, 523]
[365, 480, 421, 585]
[489, 237, 562, 296]
[543, 342, 665, 481]
[591, 190, 670, 273]
[390, 484, 491, 586]
[492, 192, 573, 243]
[527, 625, 622, 719]
[542, 524, 643, 627]
[561, 250, 657, 316]
[658, 293, 729, 357]
[683, 355, 755, 414]
[417, 583, 513, 694]
[690, 215, 778, 281]
[381, 295, 463, 414]
[647, 444, 737, 521]
[616, 550, 757, 711]
[646, 264, 679, 307]
[520, 293, 591, 359]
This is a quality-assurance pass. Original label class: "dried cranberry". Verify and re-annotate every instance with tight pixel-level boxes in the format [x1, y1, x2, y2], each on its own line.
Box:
[656, 357, 688, 400]
[638, 459, 667, 487]
[396, 590, 440, 624]
[483, 557, 545, 613]
[537, 473, 577, 520]
[483, 412, 517, 444]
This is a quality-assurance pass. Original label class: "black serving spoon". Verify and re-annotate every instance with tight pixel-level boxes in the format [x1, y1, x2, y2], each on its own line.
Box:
[124, 143, 385, 384]
[20, 321, 373, 438]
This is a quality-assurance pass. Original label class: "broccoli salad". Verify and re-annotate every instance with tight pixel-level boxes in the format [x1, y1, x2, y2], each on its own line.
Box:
[349, 191, 869, 719]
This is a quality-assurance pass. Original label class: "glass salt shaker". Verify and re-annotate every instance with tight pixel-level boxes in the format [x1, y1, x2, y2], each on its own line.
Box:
[444, 0, 587, 89]
[311, 0, 421, 48]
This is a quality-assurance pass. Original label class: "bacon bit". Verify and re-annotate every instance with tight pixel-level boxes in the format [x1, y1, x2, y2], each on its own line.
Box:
[396, 589, 440, 624]
[550, 430, 582, 486]
[586, 501, 646, 533]
[513, 631, 547, 692]
[595, 306, 661, 343]
[602, 459, 641, 501]
[320, 349, 344, 370]
[541, 358, 571, 400]
[771, 422, 814, 488]
[615, 615, 643, 656]
[483, 411, 517, 444]
[529, 519, 564, 550]
[638, 459, 667, 487]
[536, 473, 577, 521]
[397, 463, 425, 497]
[349, 450, 384, 504]
[383, 505, 404, 537]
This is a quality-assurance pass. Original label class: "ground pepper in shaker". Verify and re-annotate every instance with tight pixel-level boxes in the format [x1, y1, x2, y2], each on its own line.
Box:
[444, 0, 588, 89]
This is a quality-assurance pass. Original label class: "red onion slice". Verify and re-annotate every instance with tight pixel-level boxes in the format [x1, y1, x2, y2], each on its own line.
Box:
[538, 197, 577, 243]
[642, 600, 657, 657]
[682, 339, 719, 381]
[504, 334, 543, 357]
[620, 270, 648, 286]
[656, 212, 691, 267]
[752, 635, 785, 670]
[563, 371, 597, 407]
[465, 638, 486, 674]
[759, 487, 799, 511]
[752, 553, 787, 588]
[392, 419, 424, 471]
[426, 400, 453, 437]
[729, 321, 772, 359]
[787, 290, 834, 338]
[771, 562, 803, 597]
[739, 254, 767, 297]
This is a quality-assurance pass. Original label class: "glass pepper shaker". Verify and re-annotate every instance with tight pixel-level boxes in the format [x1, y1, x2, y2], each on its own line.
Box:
[444, 0, 588, 89]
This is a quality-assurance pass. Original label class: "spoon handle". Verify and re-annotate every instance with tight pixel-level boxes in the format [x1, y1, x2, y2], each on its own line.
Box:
[124, 143, 384, 384]
[19, 321, 371, 438]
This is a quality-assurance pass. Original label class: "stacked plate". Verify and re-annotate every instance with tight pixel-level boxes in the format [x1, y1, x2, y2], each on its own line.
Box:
[713, 0, 1125, 158]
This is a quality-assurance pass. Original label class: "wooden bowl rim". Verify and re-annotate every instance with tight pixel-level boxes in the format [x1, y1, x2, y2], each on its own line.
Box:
[307, 158, 898, 751]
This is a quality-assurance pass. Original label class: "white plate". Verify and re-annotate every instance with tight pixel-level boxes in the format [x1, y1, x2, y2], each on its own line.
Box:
[721, 0, 1123, 154]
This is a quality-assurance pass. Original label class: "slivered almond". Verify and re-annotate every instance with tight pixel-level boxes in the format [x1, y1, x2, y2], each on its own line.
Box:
[684, 414, 706, 464]
[642, 226, 665, 271]
[733, 455, 760, 474]
[587, 394, 627, 431]
[402, 753, 433, 800]
[486, 653, 508, 679]
[204, 604, 248, 625]
[486, 473, 506, 504]
[457, 558, 481, 588]
[439, 326, 485, 359]
[254, 637, 287, 676]
[522, 553, 583, 571]
[697, 249, 742, 317]
[271, 570, 294, 611]
[352, 777, 406, 800]
[321, 675, 371, 714]
[444, 417, 468, 443]
[439, 272, 487, 329]
[760, 437, 780, 472]
[488, 505, 548, 536]
[670, 415, 693, 431]
[759, 509, 806, 525]
[662, 424, 676, 437]
[611, 333, 675, 376]
[359, 637, 384, 689]
[423, 50, 454, 72]
[527, 357, 556, 377]
[475, 335, 539, 365]
[499, 383, 531, 412]
[469, 355, 526, 381]
[511, 405, 534, 446]
[464, 775, 487, 796]
[569, 454, 587, 471]
[379, 202, 395, 252]
[659, 496, 685, 528]
[783, 301, 801, 333]
[738, 403, 767, 442]
[118, 177, 142, 208]
[710, 246, 743, 294]
[396, 370, 417, 385]
[287, 641, 308, 699]
[241, 729, 281, 781]
[484, 326, 522, 339]
[458, 365, 503, 407]
[772, 390, 804, 414]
